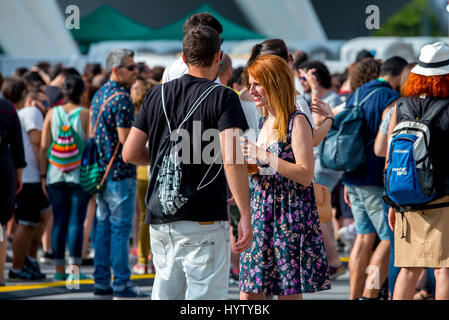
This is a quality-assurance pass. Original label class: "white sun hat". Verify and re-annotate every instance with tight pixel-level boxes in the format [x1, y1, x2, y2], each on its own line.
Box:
[411, 41, 449, 76]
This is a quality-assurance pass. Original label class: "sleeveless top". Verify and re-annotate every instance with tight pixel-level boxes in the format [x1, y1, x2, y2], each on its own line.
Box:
[396, 97, 449, 195]
[47, 106, 87, 185]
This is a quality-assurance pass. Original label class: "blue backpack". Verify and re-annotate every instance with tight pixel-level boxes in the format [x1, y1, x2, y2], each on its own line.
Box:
[320, 87, 385, 172]
[384, 98, 449, 212]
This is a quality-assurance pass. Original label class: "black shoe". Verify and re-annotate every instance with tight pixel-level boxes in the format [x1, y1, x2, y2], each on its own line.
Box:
[23, 257, 46, 280]
[9, 268, 36, 281]
[94, 287, 114, 296]
[82, 258, 94, 266]
[39, 251, 53, 265]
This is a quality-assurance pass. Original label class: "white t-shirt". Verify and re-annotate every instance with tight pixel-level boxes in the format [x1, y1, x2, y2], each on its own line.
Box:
[296, 94, 314, 127]
[162, 56, 221, 84]
[162, 57, 188, 83]
[18, 106, 44, 183]
[240, 100, 261, 141]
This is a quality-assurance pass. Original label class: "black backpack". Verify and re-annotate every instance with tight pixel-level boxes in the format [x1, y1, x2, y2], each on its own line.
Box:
[146, 83, 222, 223]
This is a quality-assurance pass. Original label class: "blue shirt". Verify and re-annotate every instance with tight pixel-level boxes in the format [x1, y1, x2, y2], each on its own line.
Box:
[343, 79, 399, 187]
[90, 80, 136, 181]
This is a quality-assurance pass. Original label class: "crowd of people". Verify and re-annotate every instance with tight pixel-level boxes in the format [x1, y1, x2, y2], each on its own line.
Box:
[0, 11, 448, 301]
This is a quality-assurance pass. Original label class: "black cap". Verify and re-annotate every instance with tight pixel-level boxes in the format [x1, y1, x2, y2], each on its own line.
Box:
[356, 49, 374, 62]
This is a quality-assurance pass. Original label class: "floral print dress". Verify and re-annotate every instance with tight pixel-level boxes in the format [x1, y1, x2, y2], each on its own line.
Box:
[240, 111, 331, 296]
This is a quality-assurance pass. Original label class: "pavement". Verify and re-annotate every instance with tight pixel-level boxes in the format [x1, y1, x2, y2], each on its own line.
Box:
[0, 244, 351, 300]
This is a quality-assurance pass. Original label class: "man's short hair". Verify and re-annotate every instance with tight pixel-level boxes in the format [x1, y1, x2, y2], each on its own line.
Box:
[106, 49, 135, 73]
[293, 50, 308, 71]
[83, 63, 102, 77]
[25, 87, 45, 101]
[183, 26, 220, 68]
[60, 67, 81, 79]
[1, 76, 27, 104]
[219, 53, 232, 77]
[299, 60, 332, 89]
[23, 71, 45, 88]
[183, 13, 223, 35]
[380, 56, 408, 77]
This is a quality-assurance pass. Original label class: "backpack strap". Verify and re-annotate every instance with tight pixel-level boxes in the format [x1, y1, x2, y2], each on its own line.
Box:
[354, 87, 387, 107]
[160, 82, 223, 192]
[161, 83, 221, 134]
[287, 111, 313, 144]
[90, 92, 128, 186]
[396, 98, 416, 121]
[420, 99, 449, 123]
[90, 92, 127, 138]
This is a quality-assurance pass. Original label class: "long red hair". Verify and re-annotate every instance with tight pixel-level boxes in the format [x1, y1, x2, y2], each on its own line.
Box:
[402, 73, 449, 98]
[248, 55, 296, 142]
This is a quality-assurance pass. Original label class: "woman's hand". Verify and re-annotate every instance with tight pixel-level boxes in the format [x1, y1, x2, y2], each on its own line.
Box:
[300, 68, 319, 91]
[388, 207, 396, 231]
[16, 174, 23, 195]
[310, 98, 334, 119]
[240, 137, 270, 165]
[41, 177, 49, 199]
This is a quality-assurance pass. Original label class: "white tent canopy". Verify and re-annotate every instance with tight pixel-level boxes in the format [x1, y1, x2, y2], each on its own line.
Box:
[0, 0, 79, 56]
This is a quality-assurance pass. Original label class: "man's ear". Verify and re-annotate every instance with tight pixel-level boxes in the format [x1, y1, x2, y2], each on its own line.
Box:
[112, 66, 120, 76]
[181, 52, 187, 64]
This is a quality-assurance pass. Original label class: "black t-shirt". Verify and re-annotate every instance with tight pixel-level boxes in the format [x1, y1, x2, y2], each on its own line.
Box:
[397, 97, 449, 195]
[134, 74, 249, 224]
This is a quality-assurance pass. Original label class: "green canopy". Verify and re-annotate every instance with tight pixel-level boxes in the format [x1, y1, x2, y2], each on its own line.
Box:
[71, 5, 156, 45]
[155, 4, 264, 40]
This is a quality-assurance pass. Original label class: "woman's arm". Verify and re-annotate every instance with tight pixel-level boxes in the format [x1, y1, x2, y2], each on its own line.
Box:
[309, 98, 334, 146]
[384, 105, 398, 168]
[28, 129, 42, 167]
[80, 108, 90, 140]
[385, 105, 398, 231]
[243, 114, 314, 187]
[374, 101, 396, 157]
[40, 109, 53, 197]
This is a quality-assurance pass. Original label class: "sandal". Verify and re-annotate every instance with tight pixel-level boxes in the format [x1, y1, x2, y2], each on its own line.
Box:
[414, 289, 433, 300]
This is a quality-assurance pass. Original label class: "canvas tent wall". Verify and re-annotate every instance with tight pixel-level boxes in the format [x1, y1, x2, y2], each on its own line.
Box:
[0, 0, 79, 56]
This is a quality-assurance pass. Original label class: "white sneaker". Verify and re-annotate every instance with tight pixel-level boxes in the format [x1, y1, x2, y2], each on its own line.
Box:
[338, 224, 356, 252]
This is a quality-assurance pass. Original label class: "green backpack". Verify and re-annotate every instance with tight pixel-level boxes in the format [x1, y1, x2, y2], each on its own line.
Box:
[47, 107, 85, 173]
[79, 93, 125, 195]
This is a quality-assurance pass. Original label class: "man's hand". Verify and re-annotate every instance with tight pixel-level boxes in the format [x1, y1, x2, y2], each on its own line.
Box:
[233, 214, 253, 253]
[343, 186, 351, 208]
[16, 174, 23, 195]
[227, 195, 237, 206]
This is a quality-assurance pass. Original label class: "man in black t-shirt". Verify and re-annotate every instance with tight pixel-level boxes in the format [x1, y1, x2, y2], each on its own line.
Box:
[123, 26, 252, 300]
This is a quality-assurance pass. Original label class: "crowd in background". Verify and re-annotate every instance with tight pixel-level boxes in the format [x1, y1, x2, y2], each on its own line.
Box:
[0, 11, 448, 301]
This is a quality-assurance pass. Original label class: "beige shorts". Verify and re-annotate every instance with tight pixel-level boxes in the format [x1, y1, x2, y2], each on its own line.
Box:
[394, 195, 449, 268]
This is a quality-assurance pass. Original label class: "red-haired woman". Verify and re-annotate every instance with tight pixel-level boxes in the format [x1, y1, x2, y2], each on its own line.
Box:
[387, 42, 449, 300]
[240, 55, 331, 300]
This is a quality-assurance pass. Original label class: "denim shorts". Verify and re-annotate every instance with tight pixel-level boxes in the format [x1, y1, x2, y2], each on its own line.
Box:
[150, 220, 231, 300]
[345, 185, 389, 241]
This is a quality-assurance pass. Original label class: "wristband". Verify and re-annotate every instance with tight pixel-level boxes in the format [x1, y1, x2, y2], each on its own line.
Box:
[324, 116, 334, 123]
[41, 174, 47, 179]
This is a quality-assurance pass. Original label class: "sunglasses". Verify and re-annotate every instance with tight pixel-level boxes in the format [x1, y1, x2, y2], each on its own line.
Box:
[119, 64, 137, 71]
